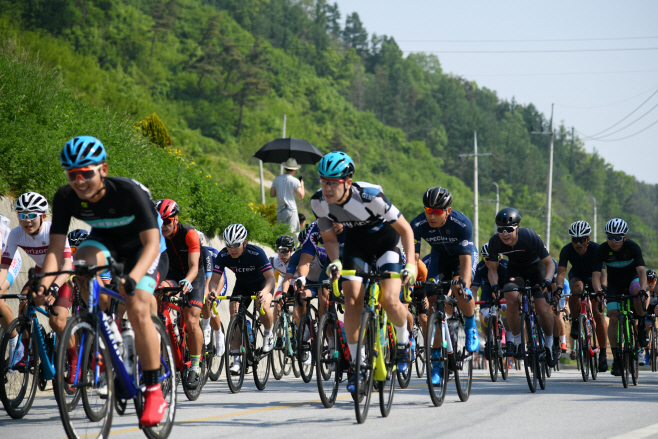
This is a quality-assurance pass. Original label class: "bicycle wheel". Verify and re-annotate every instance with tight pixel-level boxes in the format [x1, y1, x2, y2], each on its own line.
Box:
[182, 337, 205, 401]
[0, 318, 38, 419]
[519, 314, 537, 393]
[207, 322, 225, 381]
[225, 316, 246, 393]
[425, 311, 448, 407]
[500, 355, 509, 380]
[620, 316, 629, 388]
[271, 317, 286, 381]
[288, 319, 299, 378]
[651, 326, 657, 372]
[354, 312, 375, 424]
[414, 323, 425, 378]
[589, 319, 598, 380]
[487, 321, 498, 382]
[252, 320, 271, 391]
[630, 328, 639, 386]
[316, 314, 340, 408]
[55, 314, 113, 439]
[379, 321, 396, 417]
[297, 315, 315, 383]
[453, 318, 473, 402]
[578, 315, 589, 382]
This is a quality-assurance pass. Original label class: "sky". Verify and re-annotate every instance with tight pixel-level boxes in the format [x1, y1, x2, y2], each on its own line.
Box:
[333, 0, 658, 184]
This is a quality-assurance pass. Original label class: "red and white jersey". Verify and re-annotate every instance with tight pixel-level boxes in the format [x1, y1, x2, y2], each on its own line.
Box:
[1, 221, 71, 268]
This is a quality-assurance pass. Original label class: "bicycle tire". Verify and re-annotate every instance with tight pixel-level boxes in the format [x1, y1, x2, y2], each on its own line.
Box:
[620, 314, 629, 388]
[535, 321, 546, 391]
[135, 316, 178, 439]
[55, 314, 113, 439]
[453, 317, 472, 402]
[414, 323, 425, 378]
[288, 319, 298, 377]
[578, 315, 589, 382]
[651, 325, 657, 373]
[500, 355, 509, 380]
[316, 314, 339, 408]
[631, 326, 639, 386]
[181, 338, 205, 401]
[252, 319, 271, 391]
[487, 321, 498, 382]
[379, 321, 396, 417]
[354, 312, 374, 424]
[520, 313, 537, 393]
[271, 317, 287, 381]
[0, 318, 38, 419]
[589, 319, 598, 380]
[225, 316, 246, 393]
[425, 311, 448, 407]
[297, 315, 315, 383]
[207, 322, 225, 381]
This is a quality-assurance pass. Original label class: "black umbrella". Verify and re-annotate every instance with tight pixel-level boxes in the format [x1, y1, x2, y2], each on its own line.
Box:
[254, 138, 323, 164]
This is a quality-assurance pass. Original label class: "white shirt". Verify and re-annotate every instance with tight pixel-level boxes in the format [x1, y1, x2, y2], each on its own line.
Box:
[1, 221, 71, 268]
[272, 174, 301, 212]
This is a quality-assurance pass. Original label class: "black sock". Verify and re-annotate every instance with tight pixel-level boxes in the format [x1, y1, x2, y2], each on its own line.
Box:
[144, 369, 159, 387]
[600, 348, 606, 358]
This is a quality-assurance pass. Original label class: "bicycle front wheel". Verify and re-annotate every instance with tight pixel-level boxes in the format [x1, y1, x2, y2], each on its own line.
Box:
[354, 312, 375, 424]
[630, 327, 639, 386]
[252, 320, 271, 391]
[487, 321, 498, 382]
[425, 311, 448, 407]
[578, 315, 589, 382]
[520, 314, 537, 393]
[207, 322, 225, 381]
[414, 322, 425, 378]
[379, 320, 396, 417]
[620, 315, 629, 388]
[271, 317, 286, 381]
[225, 316, 246, 393]
[297, 315, 315, 383]
[453, 318, 473, 402]
[588, 318, 598, 381]
[0, 317, 38, 419]
[316, 314, 340, 408]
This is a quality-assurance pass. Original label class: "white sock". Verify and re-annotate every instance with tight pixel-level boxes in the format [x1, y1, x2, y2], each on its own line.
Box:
[544, 335, 553, 348]
[202, 318, 210, 329]
[395, 325, 409, 344]
[8, 335, 18, 352]
[214, 328, 223, 340]
[506, 331, 513, 342]
[559, 335, 566, 344]
[348, 343, 358, 362]
[264, 327, 272, 336]
[513, 334, 521, 346]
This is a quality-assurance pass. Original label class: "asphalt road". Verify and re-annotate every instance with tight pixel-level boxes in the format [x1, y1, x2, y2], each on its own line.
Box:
[3, 365, 658, 439]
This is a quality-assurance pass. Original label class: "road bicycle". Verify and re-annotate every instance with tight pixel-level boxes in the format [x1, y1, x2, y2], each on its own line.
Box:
[36, 262, 177, 439]
[415, 278, 473, 407]
[475, 297, 509, 382]
[613, 292, 644, 388]
[207, 298, 226, 381]
[515, 282, 549, 393]
[270, 290, 300, 380]
[296, 280, 320, 384]
[223, 295, 269, 393]
[396, 288, 425, 388]
[567, 287, 604, 382]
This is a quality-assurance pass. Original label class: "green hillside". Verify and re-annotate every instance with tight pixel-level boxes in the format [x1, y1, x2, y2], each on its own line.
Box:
[0, 0, 656, 264]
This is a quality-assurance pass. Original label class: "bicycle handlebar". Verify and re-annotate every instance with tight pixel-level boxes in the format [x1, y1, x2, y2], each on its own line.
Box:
[329, 266, 410, 299]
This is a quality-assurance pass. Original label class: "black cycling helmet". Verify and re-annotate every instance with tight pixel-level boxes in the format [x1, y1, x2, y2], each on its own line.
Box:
[423, 187, 453, 209]
[495, 207, 521, 226]
[298, 227, 309, 245]
[67, 229, 89, 247]
[275, 235, 295, 249]
[648, 269, 657, 281]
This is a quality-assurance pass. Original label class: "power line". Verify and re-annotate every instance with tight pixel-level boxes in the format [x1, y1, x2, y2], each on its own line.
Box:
[396, 36, 658, 43]
[395, 47, 658, 54]
[577, 118, 658, 142]
[462, 70, 658, 78]
[593, 102, 658, 139]
[556, 86, 658, 109]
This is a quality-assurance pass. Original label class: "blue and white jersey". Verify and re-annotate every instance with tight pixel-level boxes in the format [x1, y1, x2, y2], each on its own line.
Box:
[472, 259, 508, 288]
[286, 249, 326, 283]
[213, 244, 272, 290]
[301, 221, 343, 260]
[310, 182, 401, 233]
[203, 246, 219, 278]
[411, 209, 475, 258]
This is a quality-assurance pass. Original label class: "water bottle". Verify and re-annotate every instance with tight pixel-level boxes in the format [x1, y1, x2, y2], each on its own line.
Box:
[122, 321, 135, 375]
[104, 313, 124, 357]
[246, 320, 253, 343]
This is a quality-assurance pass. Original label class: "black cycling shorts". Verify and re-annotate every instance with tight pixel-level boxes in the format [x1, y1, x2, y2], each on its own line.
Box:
[232, 278, 268, 309]
[567, 272, 593, 292]
[342, 224, 403, 278]
[165, 268, 205, 309]
[502, 260, 548, 301]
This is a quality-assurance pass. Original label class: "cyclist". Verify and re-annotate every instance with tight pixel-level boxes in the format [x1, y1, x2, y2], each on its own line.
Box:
[556, 220, 609, 372]
[410, 186, 479, 385]
[209, 224, 276, 374]
[0, 193, 74, 373]
[199, 234, 226, 357]
[472, 242, 511, 356]
[38, 136, 165, 427]
[644, 269, 657, 365]
[0, 214, 22, 296]
[486, 207, 559, 367]
[270, 235, 295, 300]
[311, 151, 416, 393]
[156, 198, 206, 389]
[592, 218, 649, 376]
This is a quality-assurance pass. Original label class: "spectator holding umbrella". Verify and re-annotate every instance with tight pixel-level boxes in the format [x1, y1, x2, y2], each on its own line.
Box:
[270, 158, 305, 232]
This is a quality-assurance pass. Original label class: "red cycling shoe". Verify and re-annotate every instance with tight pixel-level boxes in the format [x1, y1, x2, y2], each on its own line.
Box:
[140, 385, 168, 427]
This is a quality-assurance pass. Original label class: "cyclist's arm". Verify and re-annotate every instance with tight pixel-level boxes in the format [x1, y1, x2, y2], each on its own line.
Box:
[0, 265, 8, 290]
[40, 234, 67, 290]
[556, 267, 567, 289]
[319, 229, 340, 262]
[637, 266, 648, 291]
[601, 267, 607, 287]
[458, 253, 472, 288]
[129, 228, 161, 285]
[592, 271, 602, 292]
[261, 269, 275, 296]
[55, 257, 73, 289]
[280, 272, 294, 296]
[541, 255, 555, 284]
[0, 231, 19, 287]
[295, 252, 313, 278]
[389, 215, 415, 272]
[486, 260, 499, 286]
[209, 272, 225, 296]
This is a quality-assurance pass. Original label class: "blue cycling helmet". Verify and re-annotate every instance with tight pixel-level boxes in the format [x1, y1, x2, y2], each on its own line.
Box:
[317, 151, 355, 179]
[60, 136, 107, 169]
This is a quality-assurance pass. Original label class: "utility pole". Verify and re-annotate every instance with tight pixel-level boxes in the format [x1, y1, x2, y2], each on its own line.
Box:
[459, 131, 493, 251]
[280, 114, 287, 175]
[591, 196, 597, 242]
[493, 182, 499, 234]
[531, 104, 554, 247]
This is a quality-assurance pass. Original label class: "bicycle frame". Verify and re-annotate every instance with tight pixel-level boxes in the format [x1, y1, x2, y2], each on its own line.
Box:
[616, 295, 639, 358]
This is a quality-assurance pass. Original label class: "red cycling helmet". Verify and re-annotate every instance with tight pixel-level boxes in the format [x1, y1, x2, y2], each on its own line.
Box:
[155, 199, 179, 219]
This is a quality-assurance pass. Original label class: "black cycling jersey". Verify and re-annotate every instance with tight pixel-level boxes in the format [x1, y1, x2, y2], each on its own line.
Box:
[51, 177, 159, 256]
[487, 228, 549, 270]
[592, 239, 644, 289]
[214, 244, 272, 291]
[558, 241, 599, 280]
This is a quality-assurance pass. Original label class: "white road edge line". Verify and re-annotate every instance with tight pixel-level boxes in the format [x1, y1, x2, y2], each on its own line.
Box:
[609, 422, 658, 439]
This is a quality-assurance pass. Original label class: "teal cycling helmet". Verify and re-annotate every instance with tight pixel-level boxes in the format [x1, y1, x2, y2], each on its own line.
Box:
[61, 136, 107, 169]
[317, 151, 355, 179]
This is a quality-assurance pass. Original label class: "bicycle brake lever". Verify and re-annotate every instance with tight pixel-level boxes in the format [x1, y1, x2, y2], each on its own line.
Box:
[47, 303, 59, 317]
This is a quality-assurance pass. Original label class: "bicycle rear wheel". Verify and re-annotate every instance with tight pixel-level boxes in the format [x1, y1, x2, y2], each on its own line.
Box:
[589, 319, 598, 380]
[253, 320, 271, 390]
[297, 315, 315, 383]
[414, 323, 425, 378]
[207, 322, 225, 381]
[55, 314, 113, 439]
[379, 320, 396, 417]
[453, 318, 472, 402]
[225, 316, 246, 393]
[578, 315, 589, 382]
[500, 355, 509, 380]
[651, 326, 657, 372]
[620, 316, 629, 388]
[354, 312, 375, 424]
[0, 318, 38, 419]
[487, 321, 498, 382]
[425, 311, 448, 407]
[316, 314, 340, 408]
[271, 317, 286, 381]
[182, 339, 206, 401]
[520, 314, 537, 393]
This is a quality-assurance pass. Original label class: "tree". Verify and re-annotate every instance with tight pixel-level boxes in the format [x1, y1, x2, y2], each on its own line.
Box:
[149, 0, 180, 62]
[343, 12, 368, 56]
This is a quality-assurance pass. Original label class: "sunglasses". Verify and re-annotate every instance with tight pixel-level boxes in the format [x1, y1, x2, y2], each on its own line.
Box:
[424, 207, 446, 216]
[319, 178, 346, 188]
[278, 248, 292, 254]
[226, 242, 243, 249]
[571, 237, 588, 244]
[66, 164, 102, 182]
[18, 213, 40, 221]
[606, 234, 624, 242]
[71, 247, 78, 255]
[497, 225, 518, 235]
[162, 217, 174, 225]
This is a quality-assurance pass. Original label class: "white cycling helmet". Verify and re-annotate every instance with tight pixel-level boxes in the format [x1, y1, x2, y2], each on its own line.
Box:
[568, 221, 591, 238]
[223, 224, 247, 246]
[197, 231, 206, 246]
[15, 192, 49, 214]
[604, 218, 628, 236]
